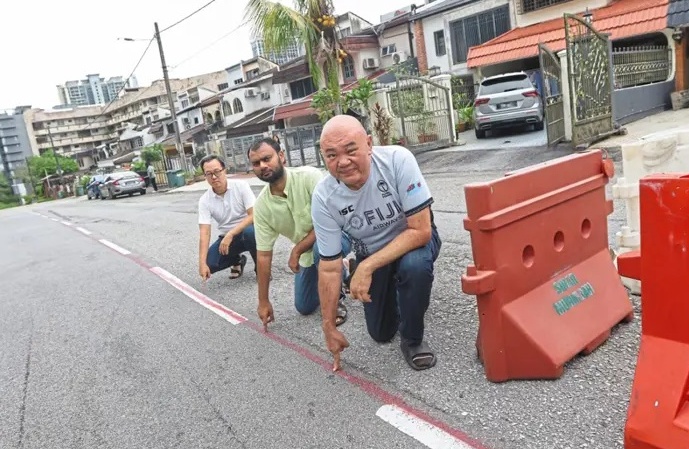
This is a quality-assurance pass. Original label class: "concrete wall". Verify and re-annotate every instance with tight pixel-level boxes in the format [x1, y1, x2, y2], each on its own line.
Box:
[379, 23, 414, 70]
[422, 14, 449, 73]
[613, 80, 674, 125]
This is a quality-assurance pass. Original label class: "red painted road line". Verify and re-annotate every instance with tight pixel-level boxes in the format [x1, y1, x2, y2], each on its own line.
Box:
[36, 212, 490, 449]
[150, 267, 247, 325]
[242, 320, 489, 449]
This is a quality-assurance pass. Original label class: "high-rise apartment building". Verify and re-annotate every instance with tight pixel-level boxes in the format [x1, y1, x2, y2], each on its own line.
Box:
[250, 34, 304, 65]
[56, 74, 138, 106]
[0, 106, 35, 195]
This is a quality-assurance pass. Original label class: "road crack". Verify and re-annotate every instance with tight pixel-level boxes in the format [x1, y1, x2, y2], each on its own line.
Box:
[166, 350, 248, 448]
[17, 317, 34, 449]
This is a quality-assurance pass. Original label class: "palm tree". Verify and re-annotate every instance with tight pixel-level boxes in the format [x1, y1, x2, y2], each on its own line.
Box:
[244, 0, 347, 107]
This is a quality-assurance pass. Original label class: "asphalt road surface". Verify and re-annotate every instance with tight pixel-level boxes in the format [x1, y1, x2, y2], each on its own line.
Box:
[1, 146, 639, 449]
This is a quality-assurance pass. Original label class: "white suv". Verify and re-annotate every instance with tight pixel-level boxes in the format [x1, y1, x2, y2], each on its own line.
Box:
[472, 72, 544, 139]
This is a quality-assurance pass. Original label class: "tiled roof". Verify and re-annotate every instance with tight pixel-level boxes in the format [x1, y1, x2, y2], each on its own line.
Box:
[668, 0, 689, 27]
[272, 70, 387, 121]
[467, 0, 670, 68]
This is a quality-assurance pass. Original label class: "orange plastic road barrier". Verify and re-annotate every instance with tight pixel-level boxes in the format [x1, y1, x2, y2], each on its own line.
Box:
[617, 174, 689, 449]
[461, 150, 634, 383]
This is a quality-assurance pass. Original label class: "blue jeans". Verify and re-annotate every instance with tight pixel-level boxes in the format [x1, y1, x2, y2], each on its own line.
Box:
[360, 226, 441, 345]
[207, 225, 257, 274]
[294, 234, 351, 315]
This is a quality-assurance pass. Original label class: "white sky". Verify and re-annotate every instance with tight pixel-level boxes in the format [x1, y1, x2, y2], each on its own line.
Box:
[0, 0, 411, 110]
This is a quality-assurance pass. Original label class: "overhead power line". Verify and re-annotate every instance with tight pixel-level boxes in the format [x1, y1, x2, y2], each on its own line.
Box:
[74, 36, 155, 133]
[170, 21, 247, 70]
[159, 0, 217, 33]
[50, 1, 218, 145]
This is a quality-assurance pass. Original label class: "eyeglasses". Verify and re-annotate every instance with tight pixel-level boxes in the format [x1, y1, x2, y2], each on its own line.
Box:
[204, 169, 225, 179]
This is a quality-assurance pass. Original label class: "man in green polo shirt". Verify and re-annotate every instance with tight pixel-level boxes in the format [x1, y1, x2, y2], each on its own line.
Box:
[248, 138, 351, 330]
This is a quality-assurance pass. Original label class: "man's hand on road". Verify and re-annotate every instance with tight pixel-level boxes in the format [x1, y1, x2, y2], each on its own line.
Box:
[199, 263, 211, 281]
[219, 234, 234, 256]
[288, 247, 301, 273]
[323, 325, 350, 372]
[257, 301, 275, 332]
[349, 262, 372, 303]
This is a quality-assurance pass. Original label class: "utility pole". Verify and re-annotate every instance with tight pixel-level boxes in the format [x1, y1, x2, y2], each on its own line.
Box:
[45, 125, 65, 186]
[154, 22, 188, 173]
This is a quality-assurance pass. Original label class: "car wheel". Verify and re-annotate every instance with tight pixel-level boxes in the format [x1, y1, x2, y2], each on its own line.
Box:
[128, 193, 134, 197]
[140, 189, 146, 195]
[475, 128, 486, 139]
[534, 120, 545, 131]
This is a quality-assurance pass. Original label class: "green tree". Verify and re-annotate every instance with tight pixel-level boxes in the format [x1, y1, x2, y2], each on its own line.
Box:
[0, 174, 18, 208]
[26, 150, 78, 177]
[140, 144, 163, 166]
[245, 0, 346, 109]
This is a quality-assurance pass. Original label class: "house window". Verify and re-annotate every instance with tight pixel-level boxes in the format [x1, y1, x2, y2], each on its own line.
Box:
[194, 117, 199, 124]
[133, 137, 143, 148]
[381, 44, 397, 57]
[217, 83, 229, 90]
[223, 101, 232, 116]
[450, 5, 511, 64]
[233, 98, 244, 113]
[289, 77, 316, 99]
[434, 30, 446, 56]
[519, 0, 570, 14]
[342, 56, 355, 81]
[234, 78, 243, 85]
[181, 99, 189, 108]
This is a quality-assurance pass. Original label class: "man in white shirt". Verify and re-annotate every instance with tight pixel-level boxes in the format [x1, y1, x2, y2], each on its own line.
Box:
[198, 155, 257, 281]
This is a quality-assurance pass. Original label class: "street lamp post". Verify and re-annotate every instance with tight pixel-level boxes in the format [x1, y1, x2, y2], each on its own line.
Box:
[121, 26, 188, 173]
[45, 125, 65, 187]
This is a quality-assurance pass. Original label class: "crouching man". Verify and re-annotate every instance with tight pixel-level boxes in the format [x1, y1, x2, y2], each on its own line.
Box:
[248, 138, 350, 329]
[311, 115, 442, 371]
[198, 155, 257, 281]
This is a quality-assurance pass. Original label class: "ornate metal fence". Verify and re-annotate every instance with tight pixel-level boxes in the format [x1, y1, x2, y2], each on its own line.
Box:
[564, 13, 614, 146]
[272, 123, 323, 168]
[538, 43, 566, 145]
[388, 75, 454, 153]
[612, 46, 672, 89]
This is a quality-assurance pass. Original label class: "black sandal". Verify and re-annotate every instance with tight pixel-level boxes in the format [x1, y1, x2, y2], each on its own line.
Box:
[229, 255, 247, 279]
[400, 338, 437, 371]
[336, 299, 348, 327]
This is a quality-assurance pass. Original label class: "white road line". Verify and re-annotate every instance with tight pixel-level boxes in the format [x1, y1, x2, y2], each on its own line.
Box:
[50, 218, 59, 222]
[76, 227, 92, 235]
[376, 405, 477, 449]
[61, 221, 73, 226]
[98, 239, 131, 255]
[150, 267, 247, 325]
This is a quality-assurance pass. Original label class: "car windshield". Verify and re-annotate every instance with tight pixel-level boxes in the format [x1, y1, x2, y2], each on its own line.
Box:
[480, 75, 532, 95]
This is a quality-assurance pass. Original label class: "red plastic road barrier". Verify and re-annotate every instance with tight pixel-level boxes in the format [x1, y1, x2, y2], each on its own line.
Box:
[617, 174, 689, 449]
[461, 150, 634, 383]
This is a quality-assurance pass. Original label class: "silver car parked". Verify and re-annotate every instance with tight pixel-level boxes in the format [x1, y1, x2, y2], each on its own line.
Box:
[473, 72, 544, 139]
[99, 171, 147, 200]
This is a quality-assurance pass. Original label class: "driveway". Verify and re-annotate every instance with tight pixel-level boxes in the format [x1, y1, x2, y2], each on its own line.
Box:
[452, 125, 547, 152]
